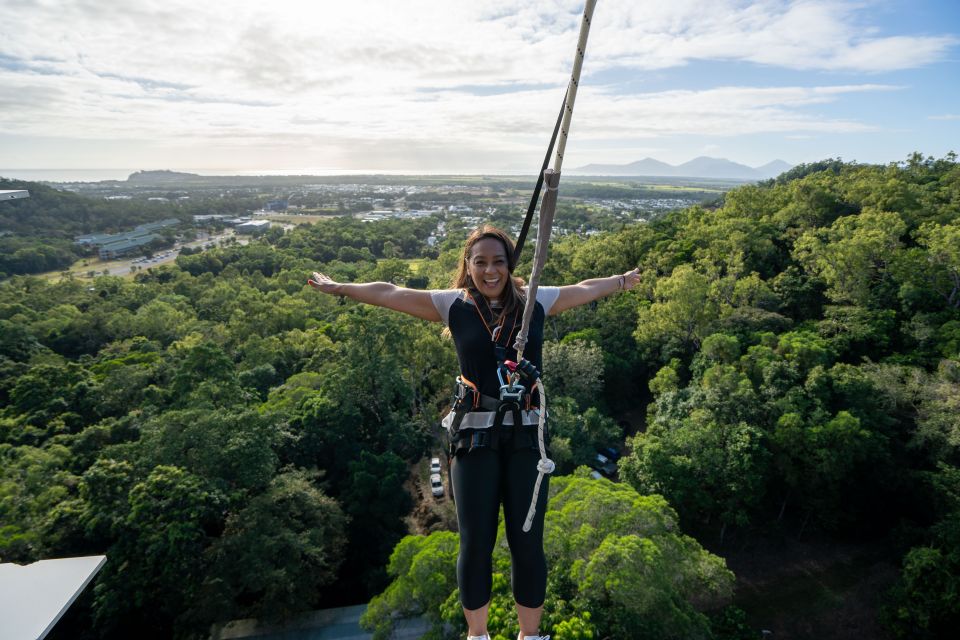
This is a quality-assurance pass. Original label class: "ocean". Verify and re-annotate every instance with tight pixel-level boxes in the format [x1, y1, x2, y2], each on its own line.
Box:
[0, 167, 531, 183]
[0, 169, 139, 183]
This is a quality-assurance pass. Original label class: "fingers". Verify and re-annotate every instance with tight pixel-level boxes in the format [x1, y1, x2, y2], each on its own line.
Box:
[307, 271, 332, 289]
[621, 267, 642, 291]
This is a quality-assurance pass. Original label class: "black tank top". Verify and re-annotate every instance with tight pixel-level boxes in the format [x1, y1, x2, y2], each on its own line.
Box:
[447, 295, 547, 400]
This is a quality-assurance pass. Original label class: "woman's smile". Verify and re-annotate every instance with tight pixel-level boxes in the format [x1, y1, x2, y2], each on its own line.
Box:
[469, 237, 510, 300]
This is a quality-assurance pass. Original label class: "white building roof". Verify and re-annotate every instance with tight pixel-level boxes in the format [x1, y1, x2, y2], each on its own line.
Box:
[0, 556, 106, 640]
[1, 190, 29, 201]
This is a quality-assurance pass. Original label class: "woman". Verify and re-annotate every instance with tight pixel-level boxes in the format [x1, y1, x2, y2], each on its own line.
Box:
[309, 225, 640, 640]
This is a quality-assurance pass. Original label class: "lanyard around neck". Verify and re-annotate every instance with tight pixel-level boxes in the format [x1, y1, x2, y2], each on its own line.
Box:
[465, 288, 520, 350]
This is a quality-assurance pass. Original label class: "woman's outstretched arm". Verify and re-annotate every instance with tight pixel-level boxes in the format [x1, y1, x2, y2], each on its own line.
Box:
[308, 271, 442, 322]
[549, 267, 642, 315]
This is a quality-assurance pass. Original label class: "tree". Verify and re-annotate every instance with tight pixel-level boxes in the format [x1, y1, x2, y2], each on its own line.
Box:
[43, 458, 135, 554]
[92, 466, 226, 639]
[368, 258, 412, 285]
[122, 298, 196, 345]
[202, 470, 348, 621]
[0, 443, 76, 562]
[635, 265, 717, 352]
[621, 410, 769, 542]
[649, 358, 683, 396]
[770, 410, 877, 532]
[862, 360, 960, 465]
[541, 340, 605, 410]
[793, 208, 907, 306]
[884, 545, 960, 639]
[548, 396, 622, 472]
[915, 220, 960, 309]
[361, 532, 460, 640]
[133, 408, 279, 497]
[166, 342, 249, 409]
[339, 451, 414, 596]
[8, 362, 97, 428]
[0, 319, 43, 362]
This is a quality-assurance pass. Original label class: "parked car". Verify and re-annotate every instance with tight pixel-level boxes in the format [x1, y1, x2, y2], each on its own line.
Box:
[598, 446, 621, 462]
[430, 473, 444, 497]
[592, 453, 618, 478]
[430, 457, 442, 475]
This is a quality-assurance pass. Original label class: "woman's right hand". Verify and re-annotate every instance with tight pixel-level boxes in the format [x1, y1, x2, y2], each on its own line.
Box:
[308, 271, 341, 295]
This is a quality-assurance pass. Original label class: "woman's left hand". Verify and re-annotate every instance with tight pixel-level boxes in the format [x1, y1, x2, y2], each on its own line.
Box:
[621, 267, 641, 291]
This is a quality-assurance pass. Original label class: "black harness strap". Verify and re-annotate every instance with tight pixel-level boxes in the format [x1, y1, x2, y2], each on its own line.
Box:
[514, 96, 567, 264]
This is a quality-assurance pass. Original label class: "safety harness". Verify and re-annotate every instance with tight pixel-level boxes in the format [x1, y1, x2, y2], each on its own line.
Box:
[444, 289, 542, 456]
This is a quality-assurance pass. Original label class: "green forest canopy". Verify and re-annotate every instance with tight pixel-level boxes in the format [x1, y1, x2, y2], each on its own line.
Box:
[1, 154, 959, 639]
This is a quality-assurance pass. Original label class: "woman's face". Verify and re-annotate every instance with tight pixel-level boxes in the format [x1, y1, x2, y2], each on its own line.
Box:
[467, 237, 510, 300]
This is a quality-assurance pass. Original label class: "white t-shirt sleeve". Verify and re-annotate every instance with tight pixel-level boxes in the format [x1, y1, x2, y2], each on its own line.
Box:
[430, 289, 462, 326]
[534, 286, 560, 315]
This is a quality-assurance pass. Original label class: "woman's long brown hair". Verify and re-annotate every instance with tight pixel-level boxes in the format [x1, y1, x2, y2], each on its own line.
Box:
[451, 225, 526, 321]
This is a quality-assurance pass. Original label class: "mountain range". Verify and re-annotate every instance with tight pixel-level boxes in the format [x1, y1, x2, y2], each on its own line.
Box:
[570, 157, 793, 180]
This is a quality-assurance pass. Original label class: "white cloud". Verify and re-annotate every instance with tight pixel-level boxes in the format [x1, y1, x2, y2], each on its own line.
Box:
[574, 84, 891, 140]
[0, 1, 955, 170]
[929, 114, 960, 121]
[590, 1, 956, 72]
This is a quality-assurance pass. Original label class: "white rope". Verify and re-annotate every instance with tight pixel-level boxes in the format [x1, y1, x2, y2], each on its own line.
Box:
[552, 0, 597, 174]
[522, 377, 554, 533]
[517, 176, 557, 534]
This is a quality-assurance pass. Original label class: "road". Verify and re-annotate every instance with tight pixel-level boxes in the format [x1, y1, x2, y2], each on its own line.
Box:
[56, 231, 246, 279]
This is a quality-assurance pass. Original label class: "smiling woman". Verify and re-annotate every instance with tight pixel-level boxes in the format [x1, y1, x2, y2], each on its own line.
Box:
[308, 224, 640, 640]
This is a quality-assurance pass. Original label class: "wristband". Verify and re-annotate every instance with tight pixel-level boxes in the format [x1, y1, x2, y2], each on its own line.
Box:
[617, 275, 625, 291]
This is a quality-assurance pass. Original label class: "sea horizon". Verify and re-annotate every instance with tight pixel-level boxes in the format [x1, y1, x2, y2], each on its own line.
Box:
[0, 167, 538, 183]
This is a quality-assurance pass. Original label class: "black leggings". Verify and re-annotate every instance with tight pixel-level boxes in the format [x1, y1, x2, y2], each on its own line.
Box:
[450, 432, 549, 610]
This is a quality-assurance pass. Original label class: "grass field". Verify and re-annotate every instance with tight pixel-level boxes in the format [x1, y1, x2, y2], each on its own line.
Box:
[37, 254, 178, 282]
[405, 258, 430, 274]
[37, 258, 137, 281]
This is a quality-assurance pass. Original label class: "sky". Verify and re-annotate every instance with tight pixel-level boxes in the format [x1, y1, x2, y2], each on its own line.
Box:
[1, 0, 958, 176]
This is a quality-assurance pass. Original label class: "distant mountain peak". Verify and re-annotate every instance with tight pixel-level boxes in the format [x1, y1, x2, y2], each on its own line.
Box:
[570, 157, 792, 180]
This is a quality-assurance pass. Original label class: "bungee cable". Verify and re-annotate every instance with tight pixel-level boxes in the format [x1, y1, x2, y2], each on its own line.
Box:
[515, 0, 598, 533]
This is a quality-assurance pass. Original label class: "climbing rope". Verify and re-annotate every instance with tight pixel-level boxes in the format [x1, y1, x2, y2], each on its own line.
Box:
[517, 0, 598, 533]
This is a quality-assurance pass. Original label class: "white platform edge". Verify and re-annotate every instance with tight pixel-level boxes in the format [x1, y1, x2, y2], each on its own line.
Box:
[0, 556, 107, 640]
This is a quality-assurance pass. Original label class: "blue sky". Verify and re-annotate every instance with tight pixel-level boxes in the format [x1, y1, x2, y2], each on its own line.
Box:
[0, 0, 957, 175]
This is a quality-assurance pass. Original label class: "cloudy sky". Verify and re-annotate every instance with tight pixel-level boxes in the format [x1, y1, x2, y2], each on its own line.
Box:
[1, 0, 958, 176]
